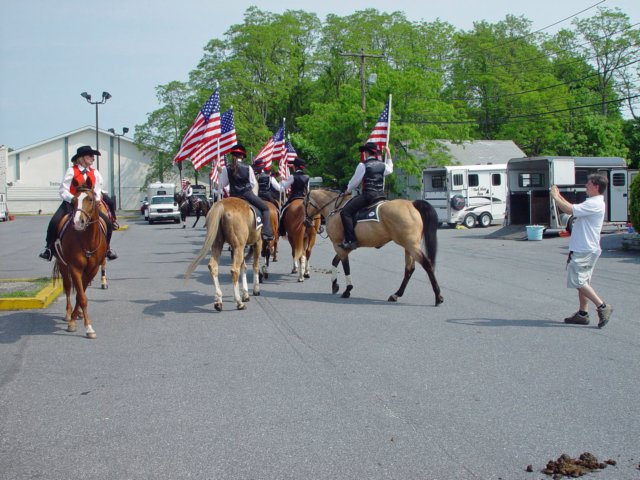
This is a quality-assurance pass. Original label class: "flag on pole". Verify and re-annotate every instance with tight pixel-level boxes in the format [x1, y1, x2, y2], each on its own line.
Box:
[361, 102, 390, 161]
[210, 108, 237, 182]
[280, 139, 297, 180]
[253, 125, 285, 171]
[173, 88, 220, 165]
[190, 93, 222, 170]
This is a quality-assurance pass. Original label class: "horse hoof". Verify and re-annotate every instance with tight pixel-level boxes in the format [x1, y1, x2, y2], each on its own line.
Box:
[242, 295, 250, 302]
[388, 294, 398, 302]
[297, 278, 304, 283]
[332, 281, 339, 294]
[304, 273, 310, 279]
[291, 268, 297, 274]
[182, 225, 186, 229]
[214, 303, 223, 312]
[66, 325, 77, 333]
[341, 291, 351, 298]
[237, 303, 247, 310]
[101, 284, 108, 290]
[86, 332, 97, 339]
[435, 296, 444, 306]
[253, 291, 260, 296]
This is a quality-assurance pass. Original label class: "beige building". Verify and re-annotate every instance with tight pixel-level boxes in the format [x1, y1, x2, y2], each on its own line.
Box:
[3, 126, 159, 214]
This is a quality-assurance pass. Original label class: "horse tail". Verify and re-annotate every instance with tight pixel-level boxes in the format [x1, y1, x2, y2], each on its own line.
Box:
[184, 201, 224, 281]
[412, 200, 438, 267]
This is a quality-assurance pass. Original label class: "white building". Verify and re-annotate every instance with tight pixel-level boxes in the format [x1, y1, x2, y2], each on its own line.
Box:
[3, 126, 157, 214]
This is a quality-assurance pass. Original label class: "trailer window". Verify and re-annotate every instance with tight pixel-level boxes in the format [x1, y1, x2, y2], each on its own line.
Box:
[612, 172, 626, 187]
[431, 175, 445, 189]
[452, 173, 464, 187]
[575, 169, 589, 185]
[468, 174, 479, 187]
[518, 173, 544, 187]
[492, 173, 502, 186]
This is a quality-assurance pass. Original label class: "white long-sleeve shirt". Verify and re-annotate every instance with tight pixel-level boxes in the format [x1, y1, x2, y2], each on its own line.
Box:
[346, 155, 393, 193]
[217, 165, 257, 190]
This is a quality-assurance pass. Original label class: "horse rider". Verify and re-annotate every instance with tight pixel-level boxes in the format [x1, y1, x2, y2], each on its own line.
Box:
[338, 142, 393, 251]
[101, 190, 119, 229]
[252, 162, 282, 207]
[278, 158, 310, 236]
[217, 144, 274, 241]
[39, 145, 118, 261]
[182, 180, 197, 211]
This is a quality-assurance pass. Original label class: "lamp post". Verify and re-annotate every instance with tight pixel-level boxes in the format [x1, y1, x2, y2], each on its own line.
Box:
[81, 91, 111, 169]
[108, 127, 129, 210]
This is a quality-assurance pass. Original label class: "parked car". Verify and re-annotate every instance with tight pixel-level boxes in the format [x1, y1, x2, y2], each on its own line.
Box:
[147, 195, 181, 224]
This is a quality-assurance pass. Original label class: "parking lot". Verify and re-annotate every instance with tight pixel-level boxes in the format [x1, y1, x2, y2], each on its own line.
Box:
[1, 215, 639, 479]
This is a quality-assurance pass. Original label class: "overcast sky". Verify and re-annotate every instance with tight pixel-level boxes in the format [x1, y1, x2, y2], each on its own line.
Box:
[1, 0, 638, 150]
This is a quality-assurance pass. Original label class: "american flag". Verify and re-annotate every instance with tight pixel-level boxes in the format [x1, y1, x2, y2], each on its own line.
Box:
[280, 140, 297, 180]
[253, 125, 285, 171]
[174, 88, 220, 165]
[361, 102, 390, 161]
[190, 90, 222, 170]
[209, 108, 237, 181]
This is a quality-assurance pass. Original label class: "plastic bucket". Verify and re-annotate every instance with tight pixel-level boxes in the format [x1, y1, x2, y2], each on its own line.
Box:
[526, 225, 544, 241]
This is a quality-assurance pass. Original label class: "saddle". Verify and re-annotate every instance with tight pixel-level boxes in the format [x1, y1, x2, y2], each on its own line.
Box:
[54, 213, 108, 260]
[354, 200, 386, 223]
[245, 203, 264, 230]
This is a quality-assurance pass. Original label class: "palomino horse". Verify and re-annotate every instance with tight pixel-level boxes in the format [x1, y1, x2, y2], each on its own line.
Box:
[259, 200, 279, 280]
[280, 197, 322, 282]
[185, 197, 262, 311]
[176, 191, 210, 228]
[304, 188, 443, 305]
[52, 179, 108, 339]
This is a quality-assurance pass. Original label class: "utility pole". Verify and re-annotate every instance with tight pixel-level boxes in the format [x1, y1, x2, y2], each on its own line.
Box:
[340, 49, 384, 126]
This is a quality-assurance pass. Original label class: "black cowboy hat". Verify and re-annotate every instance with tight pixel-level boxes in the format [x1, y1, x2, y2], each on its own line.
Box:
[71, 145, 100, 163]
[292, 158, 305, 169]
[252, 162, 264, 172]
[229, 144, 247, 157]
[358, 142, 380, 154]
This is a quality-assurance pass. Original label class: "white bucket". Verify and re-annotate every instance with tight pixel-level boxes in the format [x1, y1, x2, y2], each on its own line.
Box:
[526, 225, 544, 241]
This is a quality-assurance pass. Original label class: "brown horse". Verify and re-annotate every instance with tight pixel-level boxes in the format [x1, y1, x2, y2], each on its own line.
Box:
[304, 188, 443, 305]
[176, 191, 210, 228]
[185, 197, 262, 311]
[52, 179, 108, 339]
[259, 200, 280, 280]
[280, 197, 322, 282]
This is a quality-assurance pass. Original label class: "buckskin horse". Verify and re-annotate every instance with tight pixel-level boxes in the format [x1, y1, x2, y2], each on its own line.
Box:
[52, 178, 108, 339]
[304, 188, 443, 305]
[176, 191, 209, 228]
[280, 197, 322, 282]
[185, 197, 262, 311]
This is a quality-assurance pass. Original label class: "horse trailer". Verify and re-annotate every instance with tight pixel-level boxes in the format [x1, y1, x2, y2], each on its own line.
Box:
[506, 156, 635, 231]
[422, 164, 508, 228]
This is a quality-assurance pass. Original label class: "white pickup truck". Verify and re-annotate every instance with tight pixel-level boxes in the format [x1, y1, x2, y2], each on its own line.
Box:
[146, 182, 181, 224]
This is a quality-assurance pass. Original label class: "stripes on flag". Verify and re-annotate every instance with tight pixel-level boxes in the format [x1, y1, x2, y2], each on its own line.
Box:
[174, 89, 220, 165]
[210, 108, 237, 182]
[253, 125, 285, 171]
[190, 92, 222, 170]
[361, 102, 390, 161]
[280, 140, 297, 180]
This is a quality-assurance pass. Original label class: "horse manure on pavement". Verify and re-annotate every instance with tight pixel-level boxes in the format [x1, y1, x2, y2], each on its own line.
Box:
[533, 452, 616, 477]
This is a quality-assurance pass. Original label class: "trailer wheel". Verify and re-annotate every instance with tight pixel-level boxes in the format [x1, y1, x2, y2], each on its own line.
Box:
[478, 213, 492, 228]
[566, 215, 576, 234]
[451, 195, 465, 211]
[463, 214, 476, 229]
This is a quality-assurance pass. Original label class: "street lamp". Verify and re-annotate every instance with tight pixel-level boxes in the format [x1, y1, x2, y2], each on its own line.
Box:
[81, 91, 112, 169]
[108, 127, 129, 210]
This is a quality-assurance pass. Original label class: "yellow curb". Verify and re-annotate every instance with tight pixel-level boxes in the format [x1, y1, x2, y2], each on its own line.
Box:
[116, 224, 129, 231]
[0, 279, 62, 310]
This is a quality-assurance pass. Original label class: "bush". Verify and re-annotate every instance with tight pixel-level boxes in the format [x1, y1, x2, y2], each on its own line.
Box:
[630, 173, 640, 232]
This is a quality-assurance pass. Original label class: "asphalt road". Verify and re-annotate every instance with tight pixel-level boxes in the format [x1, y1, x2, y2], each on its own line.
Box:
[1, 214, 639, 480]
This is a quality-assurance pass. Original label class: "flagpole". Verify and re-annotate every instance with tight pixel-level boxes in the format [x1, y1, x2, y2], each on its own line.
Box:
[385, 93, 392, 157]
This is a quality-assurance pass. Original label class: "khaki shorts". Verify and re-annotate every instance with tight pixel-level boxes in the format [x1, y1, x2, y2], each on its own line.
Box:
[566, 251, 600, 289]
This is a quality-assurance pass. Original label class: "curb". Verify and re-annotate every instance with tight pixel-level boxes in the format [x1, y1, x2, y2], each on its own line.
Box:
[0, 279, 62, 311]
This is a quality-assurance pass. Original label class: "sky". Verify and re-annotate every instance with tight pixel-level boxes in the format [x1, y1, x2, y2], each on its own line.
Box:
[1, 0, 638, 150]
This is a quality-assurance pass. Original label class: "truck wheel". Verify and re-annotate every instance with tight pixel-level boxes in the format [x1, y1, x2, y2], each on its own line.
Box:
[463, 214, 476, 229]
[478, 213, 492, 228]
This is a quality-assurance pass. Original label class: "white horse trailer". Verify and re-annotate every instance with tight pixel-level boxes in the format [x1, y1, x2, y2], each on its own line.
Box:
[422, 164, 508, 228]
[506, 156, 632, 231]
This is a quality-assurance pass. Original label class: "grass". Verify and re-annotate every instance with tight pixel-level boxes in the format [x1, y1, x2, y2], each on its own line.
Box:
[0, 277, 51, 298]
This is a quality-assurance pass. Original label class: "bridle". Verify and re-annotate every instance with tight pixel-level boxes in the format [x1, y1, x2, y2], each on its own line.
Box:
[303, 189, 347, 227]
[74, 188, 100, 230]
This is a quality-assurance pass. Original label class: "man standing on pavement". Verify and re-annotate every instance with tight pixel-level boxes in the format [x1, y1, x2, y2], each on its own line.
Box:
[550, 173, 613, 328]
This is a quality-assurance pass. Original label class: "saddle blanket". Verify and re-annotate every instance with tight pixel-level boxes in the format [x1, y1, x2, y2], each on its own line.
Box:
[355, 200, 385, 223]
